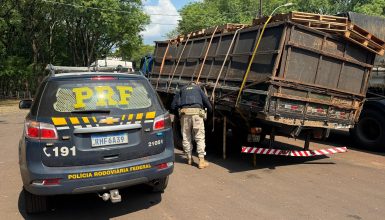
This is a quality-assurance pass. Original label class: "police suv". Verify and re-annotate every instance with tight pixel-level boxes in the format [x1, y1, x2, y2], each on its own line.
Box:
[18, 66, 174, 213]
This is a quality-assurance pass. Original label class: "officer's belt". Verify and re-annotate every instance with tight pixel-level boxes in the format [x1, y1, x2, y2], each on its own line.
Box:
[180, 108, 202, 115]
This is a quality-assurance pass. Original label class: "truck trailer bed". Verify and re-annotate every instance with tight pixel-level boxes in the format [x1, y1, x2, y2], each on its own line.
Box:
[150, 21, 376, 130]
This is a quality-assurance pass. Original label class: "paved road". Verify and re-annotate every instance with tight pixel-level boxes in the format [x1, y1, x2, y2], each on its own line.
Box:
[1, 106, 385, 220]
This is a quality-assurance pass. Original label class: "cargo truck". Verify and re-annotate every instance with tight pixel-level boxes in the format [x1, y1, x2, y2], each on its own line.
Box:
[149, 15, 379, 157]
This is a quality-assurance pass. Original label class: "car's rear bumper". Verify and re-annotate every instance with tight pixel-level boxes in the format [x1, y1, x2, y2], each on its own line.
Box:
[21, 147, 174, 196]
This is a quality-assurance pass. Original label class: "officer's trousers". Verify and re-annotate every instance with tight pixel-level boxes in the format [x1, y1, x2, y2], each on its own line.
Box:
[180, 114, 206, 158]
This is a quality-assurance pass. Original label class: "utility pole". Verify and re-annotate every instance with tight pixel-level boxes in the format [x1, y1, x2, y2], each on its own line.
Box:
[259, 0, 263, 18]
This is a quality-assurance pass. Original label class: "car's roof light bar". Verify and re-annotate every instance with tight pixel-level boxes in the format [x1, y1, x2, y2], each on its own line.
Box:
[45, 64, 131, 76]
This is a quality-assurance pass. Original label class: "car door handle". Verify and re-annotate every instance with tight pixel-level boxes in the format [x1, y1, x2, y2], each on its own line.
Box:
[73, 124, 142, 134]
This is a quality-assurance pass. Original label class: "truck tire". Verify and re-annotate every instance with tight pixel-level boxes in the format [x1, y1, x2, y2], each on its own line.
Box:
[151, 176, 169, 193]
[23, 188, 48, 214]
[351, 109, 385, 151]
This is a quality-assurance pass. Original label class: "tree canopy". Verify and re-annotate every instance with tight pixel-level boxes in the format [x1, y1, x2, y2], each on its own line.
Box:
[176, 0, 385, 34]
[0, 0, 149, 96]
[2, 0, 384, 97]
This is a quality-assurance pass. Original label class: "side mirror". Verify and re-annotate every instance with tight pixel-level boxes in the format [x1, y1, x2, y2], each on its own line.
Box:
[19, 99, 33, 109]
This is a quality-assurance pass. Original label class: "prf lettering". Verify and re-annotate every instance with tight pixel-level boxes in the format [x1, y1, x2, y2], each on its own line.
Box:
[73, 86, 133, 109]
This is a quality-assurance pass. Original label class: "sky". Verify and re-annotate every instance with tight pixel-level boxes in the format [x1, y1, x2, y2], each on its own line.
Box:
[141, 0, 198, 45]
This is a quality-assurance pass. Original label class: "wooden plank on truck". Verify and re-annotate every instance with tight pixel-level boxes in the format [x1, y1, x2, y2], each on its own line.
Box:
[252, 14, 290, 25]
[176, 23, 248, 41]
[289, 11, 347, 24]
[253, 11, 348, 34]
[344, 24, 385, 56]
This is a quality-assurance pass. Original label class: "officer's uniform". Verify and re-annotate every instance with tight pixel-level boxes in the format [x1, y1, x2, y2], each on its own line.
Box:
[171, 83, 212, 168]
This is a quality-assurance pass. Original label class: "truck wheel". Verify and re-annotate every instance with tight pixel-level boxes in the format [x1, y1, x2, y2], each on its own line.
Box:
[151, 176, 169, 193]
[23, 188, 48, 214]
[351, 109, 385, 151]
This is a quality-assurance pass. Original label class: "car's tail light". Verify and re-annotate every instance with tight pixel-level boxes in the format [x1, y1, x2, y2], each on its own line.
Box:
[25, 120, 58, 140]
[153, 113, 171, 131]
[32, 178, 61, 186]
[42, 178, 61, 185]
[156, 162, 174, 170]
[154, 119, 165, 130]
[26, 121, 39, 138]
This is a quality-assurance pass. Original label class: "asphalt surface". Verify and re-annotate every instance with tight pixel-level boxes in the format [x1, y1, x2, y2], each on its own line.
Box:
[1, 104, 385, 220]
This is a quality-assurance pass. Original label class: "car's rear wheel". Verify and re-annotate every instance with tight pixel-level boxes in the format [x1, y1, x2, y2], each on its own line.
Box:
[151, 176, 169, 193]
[23, 188, 48, 214]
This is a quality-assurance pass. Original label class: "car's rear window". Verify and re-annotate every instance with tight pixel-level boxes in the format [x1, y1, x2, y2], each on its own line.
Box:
[37, 78, 161, 116]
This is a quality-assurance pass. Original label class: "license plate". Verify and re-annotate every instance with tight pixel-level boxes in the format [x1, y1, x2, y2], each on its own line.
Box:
[247, 134, 261, 143]
[91, 132, 128, 147]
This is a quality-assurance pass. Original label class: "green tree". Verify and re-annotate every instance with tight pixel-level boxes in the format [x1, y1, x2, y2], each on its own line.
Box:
[130, 44, 155, 67]
[354, 0, 385, 16]
[174, 0, 384, 35]
[54, 0, 149, 66]
[0, 0, 149, 96]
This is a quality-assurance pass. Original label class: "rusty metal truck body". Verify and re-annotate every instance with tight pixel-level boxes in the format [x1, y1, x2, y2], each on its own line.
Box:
[149, 21, 375, 149]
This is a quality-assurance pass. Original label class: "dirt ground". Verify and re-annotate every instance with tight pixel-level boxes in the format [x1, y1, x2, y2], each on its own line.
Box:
[1, 104, 385, 220]
[0, 100, 20, 115]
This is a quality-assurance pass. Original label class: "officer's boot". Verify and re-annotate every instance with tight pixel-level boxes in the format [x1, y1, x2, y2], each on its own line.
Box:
[198, 157, 209, 169]
[187, 154, 193, 165]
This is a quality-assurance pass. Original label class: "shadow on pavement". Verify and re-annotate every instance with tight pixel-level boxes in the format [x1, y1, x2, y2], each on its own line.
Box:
[18, 184, 162, 220]
[312, 130, 385, 156]
[175, 138, 334, 174]
[199, 129, 385, 173]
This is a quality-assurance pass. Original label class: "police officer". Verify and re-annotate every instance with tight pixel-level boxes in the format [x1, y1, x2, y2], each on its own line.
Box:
[171, 82, 212, 169]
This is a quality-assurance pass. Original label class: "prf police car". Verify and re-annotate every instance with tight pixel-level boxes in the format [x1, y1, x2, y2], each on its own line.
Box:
[18, 66, 174, 213]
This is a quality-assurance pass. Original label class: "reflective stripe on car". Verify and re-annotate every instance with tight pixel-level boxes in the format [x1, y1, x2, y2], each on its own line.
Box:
[51, 111, 157, 129]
